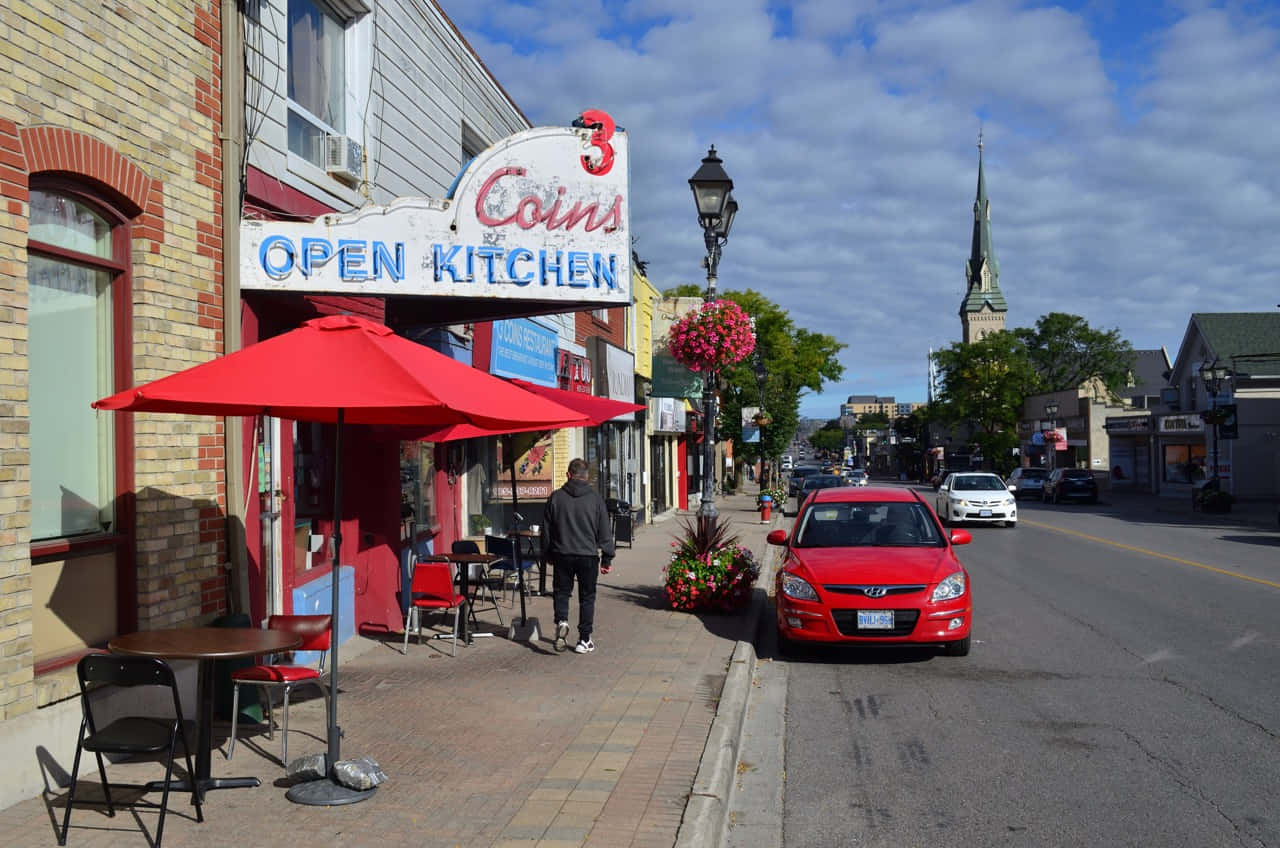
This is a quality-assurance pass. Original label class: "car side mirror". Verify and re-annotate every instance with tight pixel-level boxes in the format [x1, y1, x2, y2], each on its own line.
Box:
[1007, 483, 1016, 491]
[949, 528, 972, 546]
[766, 529, 789, 546]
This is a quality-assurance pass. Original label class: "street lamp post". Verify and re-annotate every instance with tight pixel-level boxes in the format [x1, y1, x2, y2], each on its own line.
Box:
[1044, 400, 1059, 472]
[689, 146, 737, 531]
[753, 343, 767, 489]
[1199, 361, 1232, 482]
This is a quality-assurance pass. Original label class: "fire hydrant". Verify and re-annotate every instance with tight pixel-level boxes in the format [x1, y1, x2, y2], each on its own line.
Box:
[759, 495, 772, 523]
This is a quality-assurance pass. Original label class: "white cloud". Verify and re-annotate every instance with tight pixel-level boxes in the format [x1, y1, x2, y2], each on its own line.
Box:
[436, 0, 1280, 416]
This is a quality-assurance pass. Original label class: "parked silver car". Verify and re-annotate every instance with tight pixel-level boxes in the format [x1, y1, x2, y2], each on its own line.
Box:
[1007, 466, 1048, 500]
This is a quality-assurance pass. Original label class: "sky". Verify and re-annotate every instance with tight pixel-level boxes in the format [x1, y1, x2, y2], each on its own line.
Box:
[435, 0, 1280, 419]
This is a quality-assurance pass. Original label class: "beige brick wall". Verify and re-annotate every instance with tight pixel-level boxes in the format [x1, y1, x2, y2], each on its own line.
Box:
[0, 1, 227, 721]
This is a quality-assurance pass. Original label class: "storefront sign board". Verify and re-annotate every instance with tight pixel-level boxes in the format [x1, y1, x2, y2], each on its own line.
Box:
[241, 121, 630, 306]
[490, 318, 557, 385]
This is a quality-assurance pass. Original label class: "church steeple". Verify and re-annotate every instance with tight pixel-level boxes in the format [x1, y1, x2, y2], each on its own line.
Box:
[960, 130, 1007, 343]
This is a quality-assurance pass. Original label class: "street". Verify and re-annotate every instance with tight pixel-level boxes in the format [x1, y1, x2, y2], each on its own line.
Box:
[730, 486, 1280, 847]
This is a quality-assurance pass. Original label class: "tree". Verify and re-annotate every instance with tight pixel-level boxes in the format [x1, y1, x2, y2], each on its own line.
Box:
[932, 331, 1041, 475]
[809, 420, 846, 456]
[1013, 312, 1136, 395]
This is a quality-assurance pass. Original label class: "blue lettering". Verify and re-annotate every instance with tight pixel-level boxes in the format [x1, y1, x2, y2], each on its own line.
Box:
[259, 235, 295, 278]
[593, 253, 618, 289]
[372, 241, 405, 282]
[465, 246, 476, 282]
[475, 246, 502, 283]
[300, 238, 333, 278]
[433, 244, 463, 282]
[337, 239, 368, 279]
[506, 247, 534, 284]
[540, 250, 565, 286]
[567, 252, 590, 288]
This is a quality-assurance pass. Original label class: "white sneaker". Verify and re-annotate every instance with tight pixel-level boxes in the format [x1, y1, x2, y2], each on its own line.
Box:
[554, 621, 569, 652]
[573, 638, 595, 654]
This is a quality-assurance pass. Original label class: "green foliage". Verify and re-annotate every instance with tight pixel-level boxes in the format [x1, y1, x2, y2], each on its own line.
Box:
[664, 517, 759, 612]
[1012, 312, 1136, 395]
[809, 421, 846, 454]
[932, 331, 1041, 471]
[857, 411, 890, 430]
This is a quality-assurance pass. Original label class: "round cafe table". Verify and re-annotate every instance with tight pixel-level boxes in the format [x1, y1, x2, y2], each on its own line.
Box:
[109, 626, 303, 798]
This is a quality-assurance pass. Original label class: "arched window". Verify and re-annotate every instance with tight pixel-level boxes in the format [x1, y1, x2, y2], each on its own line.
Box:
[28, 181, 135, 666]
[28, 185, 130, 540]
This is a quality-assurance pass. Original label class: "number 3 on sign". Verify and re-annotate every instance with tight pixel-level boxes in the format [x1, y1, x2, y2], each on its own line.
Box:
[578, 109, 615, 176]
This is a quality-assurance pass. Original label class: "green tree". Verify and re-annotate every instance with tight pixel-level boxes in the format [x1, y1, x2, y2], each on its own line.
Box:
[1012, 312, 1136, 395]
[932, 331, 1040, 475]
[809, 420, 846, 455]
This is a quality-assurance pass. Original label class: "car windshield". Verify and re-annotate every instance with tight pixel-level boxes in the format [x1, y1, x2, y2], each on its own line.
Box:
[802, 475, 844, 490]
[1019, 469, 1047, 479]
[951, 475, 1007, 491]
[795, 501, 943, 547]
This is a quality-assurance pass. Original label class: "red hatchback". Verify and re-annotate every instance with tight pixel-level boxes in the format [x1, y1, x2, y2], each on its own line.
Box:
[769, 486, 973, 656]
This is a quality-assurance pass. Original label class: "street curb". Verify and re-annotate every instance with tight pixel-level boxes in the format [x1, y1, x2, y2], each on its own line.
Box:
[675, 512, 781, 848]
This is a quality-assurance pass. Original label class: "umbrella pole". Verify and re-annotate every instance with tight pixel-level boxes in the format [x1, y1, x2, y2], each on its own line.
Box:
[287, 408, 376, 805]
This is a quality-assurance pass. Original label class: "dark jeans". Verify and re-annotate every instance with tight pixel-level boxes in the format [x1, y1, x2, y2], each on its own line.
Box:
[552, 555, 599, 640]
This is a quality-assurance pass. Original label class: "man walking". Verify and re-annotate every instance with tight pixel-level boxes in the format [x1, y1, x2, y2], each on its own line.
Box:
[540, 458, 615, 654]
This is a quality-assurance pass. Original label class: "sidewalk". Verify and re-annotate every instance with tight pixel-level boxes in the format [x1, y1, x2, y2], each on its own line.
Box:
[0, 492, 774, 848]
[1104, 488, 1278, 531]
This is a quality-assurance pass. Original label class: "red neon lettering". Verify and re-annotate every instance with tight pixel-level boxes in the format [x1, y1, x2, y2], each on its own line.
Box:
[475, 166, 623, 233]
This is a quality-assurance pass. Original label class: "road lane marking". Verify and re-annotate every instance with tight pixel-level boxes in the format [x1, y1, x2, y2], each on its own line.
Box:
[1022, 520, 1280, 590]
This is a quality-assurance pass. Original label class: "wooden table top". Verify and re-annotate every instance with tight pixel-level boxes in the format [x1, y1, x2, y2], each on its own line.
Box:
[434, 552, 502, 564]
[109, 627, 302, 661]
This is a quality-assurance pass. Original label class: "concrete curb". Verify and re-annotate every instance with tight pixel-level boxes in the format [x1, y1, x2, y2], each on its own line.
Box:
[675, 512, 781, 848]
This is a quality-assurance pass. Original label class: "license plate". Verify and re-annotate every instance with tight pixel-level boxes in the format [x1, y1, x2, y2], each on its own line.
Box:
[979, 509, 992, 517]
[857, 610, 894, 629]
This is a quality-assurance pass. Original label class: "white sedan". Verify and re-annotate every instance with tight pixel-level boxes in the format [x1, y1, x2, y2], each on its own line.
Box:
[934, 472, 1017, 527]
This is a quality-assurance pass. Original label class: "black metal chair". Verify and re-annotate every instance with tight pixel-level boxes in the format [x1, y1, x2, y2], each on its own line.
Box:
[59, 654, 202, 847]
[454, 539, 505, 622]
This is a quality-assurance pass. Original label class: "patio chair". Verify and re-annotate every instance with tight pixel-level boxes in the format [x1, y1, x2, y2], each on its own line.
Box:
[452, 540, 504, 625]
[59, 654, 202, 848]
[485, 533, 534, 606]
[226, 614, 331, 767]
[403, 560, 466, 656]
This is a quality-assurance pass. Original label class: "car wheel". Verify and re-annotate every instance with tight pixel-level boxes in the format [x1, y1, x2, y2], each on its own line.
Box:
[1005, 520, 1016, 528]
[1089, 495, 1098, 505]
[943, 635, 971, 657]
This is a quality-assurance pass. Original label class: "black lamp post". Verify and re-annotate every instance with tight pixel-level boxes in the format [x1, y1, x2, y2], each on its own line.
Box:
[1044, 400, 1059, 471]
[689, 146, 736, 530]
[753, 340, 767, 489]
[1199, 361, 1232, 481]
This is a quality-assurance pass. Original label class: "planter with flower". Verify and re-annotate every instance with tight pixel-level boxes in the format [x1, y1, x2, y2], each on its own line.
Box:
[667, 299, 756, 373]
[1195, 486, 1234, 513]
[662, 517, 760, 612]
[757, 485, 786, 510]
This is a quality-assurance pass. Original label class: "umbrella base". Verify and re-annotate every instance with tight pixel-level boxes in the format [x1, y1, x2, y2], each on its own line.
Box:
[286, 777, 377, 806]
[508, 616, 541, 643]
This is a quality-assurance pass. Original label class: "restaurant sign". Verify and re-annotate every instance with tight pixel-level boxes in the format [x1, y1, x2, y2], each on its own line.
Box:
[1158, 414, 1204, 434]
[240, 112, 630, 305]
[1105, 416, 1152, 434]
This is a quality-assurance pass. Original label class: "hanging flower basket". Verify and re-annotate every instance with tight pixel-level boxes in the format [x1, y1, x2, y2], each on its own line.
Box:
[753, 412, 772, 427]
[1043, 429, 1064, 443]
[668, 300, 756, 373]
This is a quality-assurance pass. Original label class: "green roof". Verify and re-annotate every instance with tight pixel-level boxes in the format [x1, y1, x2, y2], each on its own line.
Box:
[1192, 313, 1280, 362]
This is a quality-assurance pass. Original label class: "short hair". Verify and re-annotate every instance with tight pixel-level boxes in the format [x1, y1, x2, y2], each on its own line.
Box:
[568, 458, 590, 479]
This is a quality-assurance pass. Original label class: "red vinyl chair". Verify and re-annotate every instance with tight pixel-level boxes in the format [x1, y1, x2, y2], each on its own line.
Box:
[226, 614, 331, 766]
[403, 560, 466, 656]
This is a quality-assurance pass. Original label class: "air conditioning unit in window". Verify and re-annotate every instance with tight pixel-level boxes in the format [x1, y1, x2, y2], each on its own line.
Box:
[324, 134, 363, 185]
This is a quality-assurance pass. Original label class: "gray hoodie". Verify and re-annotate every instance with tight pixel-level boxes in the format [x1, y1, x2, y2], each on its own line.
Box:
[540, 478, 616, 562]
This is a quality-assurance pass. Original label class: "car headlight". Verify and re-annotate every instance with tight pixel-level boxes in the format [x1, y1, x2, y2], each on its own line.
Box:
[952, 498, 969, 507]
[781, 573, 819, 601]
[931, 571, 966, 602]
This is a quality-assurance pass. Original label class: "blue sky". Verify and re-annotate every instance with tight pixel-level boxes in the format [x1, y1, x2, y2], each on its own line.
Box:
[436, 0, 1280, 418]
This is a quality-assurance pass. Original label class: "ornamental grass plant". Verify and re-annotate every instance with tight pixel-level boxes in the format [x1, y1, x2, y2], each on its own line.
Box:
[662, 516, 760, 612]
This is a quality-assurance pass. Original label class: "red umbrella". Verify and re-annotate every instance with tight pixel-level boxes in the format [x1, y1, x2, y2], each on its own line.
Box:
[93, 314, 593, 802]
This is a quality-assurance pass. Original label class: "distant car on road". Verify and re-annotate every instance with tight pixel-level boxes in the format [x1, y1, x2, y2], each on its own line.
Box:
[793, 473, 845, 515]
[787, 465, 823, 499]
[1007, 467, 1048, 500]
[1042, 468, 1099, 504]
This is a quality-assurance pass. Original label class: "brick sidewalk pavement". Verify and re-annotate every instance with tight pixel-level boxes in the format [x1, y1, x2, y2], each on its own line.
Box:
[1, 492, 772, 848]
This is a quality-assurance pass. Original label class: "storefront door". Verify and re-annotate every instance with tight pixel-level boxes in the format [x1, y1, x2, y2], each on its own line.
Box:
[651, 440, 667, 514]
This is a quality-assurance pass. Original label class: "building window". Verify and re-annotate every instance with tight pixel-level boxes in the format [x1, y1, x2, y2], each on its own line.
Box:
[28, 184, 133, 667]
[288, 0, 346, 167]
[28, 190, 124, 540]
[399, 441, 437, 541]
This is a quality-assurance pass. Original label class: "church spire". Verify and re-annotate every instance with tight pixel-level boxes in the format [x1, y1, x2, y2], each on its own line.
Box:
[960, 129, 1007, 343]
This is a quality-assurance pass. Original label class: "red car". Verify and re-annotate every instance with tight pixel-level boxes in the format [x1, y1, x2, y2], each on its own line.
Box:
[769, 486, 973, 656]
